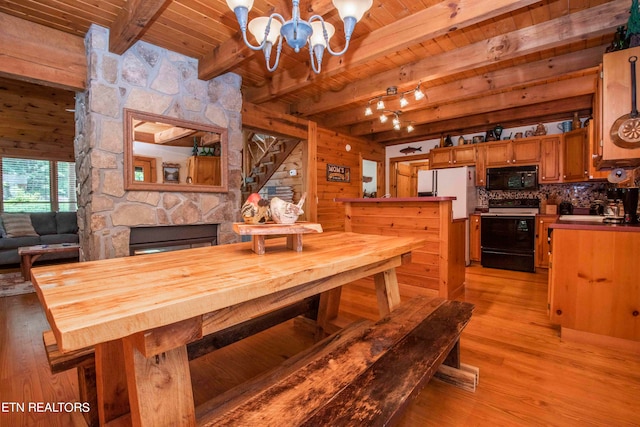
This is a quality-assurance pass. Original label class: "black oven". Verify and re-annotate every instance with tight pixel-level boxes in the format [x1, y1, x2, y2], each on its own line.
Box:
[481, 215, 536, 272]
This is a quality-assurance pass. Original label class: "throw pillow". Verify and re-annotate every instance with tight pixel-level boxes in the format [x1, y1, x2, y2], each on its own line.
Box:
[0, 213, 39, 238]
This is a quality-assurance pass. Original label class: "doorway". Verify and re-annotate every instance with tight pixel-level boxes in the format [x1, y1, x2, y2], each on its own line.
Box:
[389, 154, 430, 197]
[362, 159, 380, 198]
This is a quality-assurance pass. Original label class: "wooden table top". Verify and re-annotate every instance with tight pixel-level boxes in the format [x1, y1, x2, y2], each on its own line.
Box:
[32, 232, 425, 352]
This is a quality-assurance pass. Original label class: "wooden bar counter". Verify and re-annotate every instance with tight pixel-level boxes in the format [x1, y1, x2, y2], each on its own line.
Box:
[32, 231, 426, 426]
[335, 197, 466, 299]
[548, 220, 640, 351]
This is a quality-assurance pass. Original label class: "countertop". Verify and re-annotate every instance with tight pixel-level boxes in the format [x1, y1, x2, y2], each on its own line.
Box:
[334, 196, 456, 203]
[550, 219, 640, 232]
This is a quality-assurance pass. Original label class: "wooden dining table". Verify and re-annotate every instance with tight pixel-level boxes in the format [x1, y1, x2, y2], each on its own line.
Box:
[32, 231, 426, 426]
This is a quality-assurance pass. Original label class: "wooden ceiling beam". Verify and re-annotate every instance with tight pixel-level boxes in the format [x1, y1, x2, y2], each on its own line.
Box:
[371, 95, 594, 145]
[198, 0, 335, 80]
[320, 46, 606, 129]
[0, 12, 86, 91]
[244, 0, 541, 104]
[291, 0, 628, 117]
[349, 73, 597, 136]
[109, 0, 173, 55]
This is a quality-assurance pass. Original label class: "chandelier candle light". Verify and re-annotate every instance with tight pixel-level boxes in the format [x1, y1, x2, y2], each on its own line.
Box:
[226, 0, 373, 73]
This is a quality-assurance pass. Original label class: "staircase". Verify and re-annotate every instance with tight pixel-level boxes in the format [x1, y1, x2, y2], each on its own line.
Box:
[242, 133, 301, 200]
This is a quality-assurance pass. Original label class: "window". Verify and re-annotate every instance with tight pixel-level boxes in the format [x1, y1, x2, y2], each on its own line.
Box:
[1, 158, 77, 212]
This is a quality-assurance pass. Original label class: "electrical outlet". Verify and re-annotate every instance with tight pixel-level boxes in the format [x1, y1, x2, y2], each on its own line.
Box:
[289, 169, 297, 176]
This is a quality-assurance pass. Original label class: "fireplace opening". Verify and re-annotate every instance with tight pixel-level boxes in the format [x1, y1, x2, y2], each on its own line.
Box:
[129, 224, 218, 255]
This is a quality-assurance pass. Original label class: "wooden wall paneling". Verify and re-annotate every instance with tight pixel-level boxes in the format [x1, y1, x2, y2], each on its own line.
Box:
[0, 77, 75, 162]
[305, 121, 317, 222]
[316, 128, 384, 232]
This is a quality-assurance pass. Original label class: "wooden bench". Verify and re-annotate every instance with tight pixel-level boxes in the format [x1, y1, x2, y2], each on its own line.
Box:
[196, 296, 476, 426]
[44, 296, 475, 426]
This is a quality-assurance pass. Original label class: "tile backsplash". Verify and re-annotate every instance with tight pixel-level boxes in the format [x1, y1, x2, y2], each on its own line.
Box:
[477, 182, 613, 209]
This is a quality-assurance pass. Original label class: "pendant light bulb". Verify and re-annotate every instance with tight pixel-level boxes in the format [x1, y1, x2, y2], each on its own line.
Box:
[399, 95, 408, 108]
[364, 104, 373, 116]
[376, 98, 385, 110]
[379, 114, 388, 123]
[414, 85, 425, 101]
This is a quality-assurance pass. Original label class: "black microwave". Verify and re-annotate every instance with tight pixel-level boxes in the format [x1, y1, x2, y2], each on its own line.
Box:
[486, 165, 538, 191]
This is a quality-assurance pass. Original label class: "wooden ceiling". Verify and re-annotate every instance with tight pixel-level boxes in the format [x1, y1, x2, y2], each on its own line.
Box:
[0, 0, 632, 151]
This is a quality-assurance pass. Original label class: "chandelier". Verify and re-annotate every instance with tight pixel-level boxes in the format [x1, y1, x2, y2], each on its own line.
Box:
[225, 0, 373, 73]
[364, 84, 425, 132]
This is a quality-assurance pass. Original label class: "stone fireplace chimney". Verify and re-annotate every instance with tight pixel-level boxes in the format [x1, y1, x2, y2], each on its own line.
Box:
[74, 25, 242, 261]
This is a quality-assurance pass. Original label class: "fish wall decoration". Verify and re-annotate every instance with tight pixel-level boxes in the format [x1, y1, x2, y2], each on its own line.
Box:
[399, 146, 422, 154]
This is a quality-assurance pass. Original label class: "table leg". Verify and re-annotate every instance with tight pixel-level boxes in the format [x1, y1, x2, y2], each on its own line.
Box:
[316, 287, 342, 337]
[123, 338, 196, 427]
[286, 234, 303, 252]
[251, 235, 266, 255]
[373, 268, 402, 316]
[95, 340, 130, 425]
[20, 254, 41, 281]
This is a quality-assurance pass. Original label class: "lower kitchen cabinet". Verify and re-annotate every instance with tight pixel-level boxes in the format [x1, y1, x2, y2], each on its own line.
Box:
[548, 226, 640, 343]
[535, 214, 557, 268]
[470, 214, 481, 262]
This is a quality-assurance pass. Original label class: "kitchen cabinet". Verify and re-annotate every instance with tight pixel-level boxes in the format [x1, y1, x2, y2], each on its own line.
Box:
[484, 139, 540, 167]
[470, 214, 481, 262]
[429, 145, 475, 168]
[548, 226, 640, 343]
[562, 128, 588, 182]
[512, 139, 541, 164]
[535, 214, 557, 268]
[484, 141, 512, 167]
[475, 146, 486, 186]
[187, 156, 221, 185]
[453, 145, 476, 165]
[587, 82, 609, 179]
[539, 136, 561, 183]
[600, 45, 640, 168]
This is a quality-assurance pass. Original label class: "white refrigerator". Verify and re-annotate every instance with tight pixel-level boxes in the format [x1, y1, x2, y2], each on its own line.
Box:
[417, 166, 477, 264]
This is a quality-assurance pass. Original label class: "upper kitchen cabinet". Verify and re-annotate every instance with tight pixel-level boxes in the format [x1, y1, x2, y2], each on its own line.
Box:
[600, 46, 640, 168]
[562, 128, 588, 182]
[484, 139, 540, 168]
[539, 136, 562, 183]
[429, 145, 475, 169]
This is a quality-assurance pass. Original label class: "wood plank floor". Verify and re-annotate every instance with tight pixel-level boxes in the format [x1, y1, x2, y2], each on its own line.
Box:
[1, 265, 639, 426]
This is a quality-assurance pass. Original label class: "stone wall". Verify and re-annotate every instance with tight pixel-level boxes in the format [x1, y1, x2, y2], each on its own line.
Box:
[74, 25, 242, 261]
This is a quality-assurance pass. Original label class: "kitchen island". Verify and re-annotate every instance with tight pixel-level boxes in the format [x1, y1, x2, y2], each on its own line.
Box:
[548, 219, 640, 351]
[335, 197, 465, 299]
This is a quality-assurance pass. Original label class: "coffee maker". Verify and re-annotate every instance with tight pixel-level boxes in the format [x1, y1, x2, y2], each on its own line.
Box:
[621, 188, 639, 224]
[604, 188, 624, 223]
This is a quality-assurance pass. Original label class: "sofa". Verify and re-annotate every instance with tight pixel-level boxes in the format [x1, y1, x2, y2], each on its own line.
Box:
[0, 212, 79, 266]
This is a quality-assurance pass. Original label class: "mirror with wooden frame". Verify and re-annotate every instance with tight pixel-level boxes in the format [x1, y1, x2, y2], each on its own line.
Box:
[124, 109, 228, 192]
